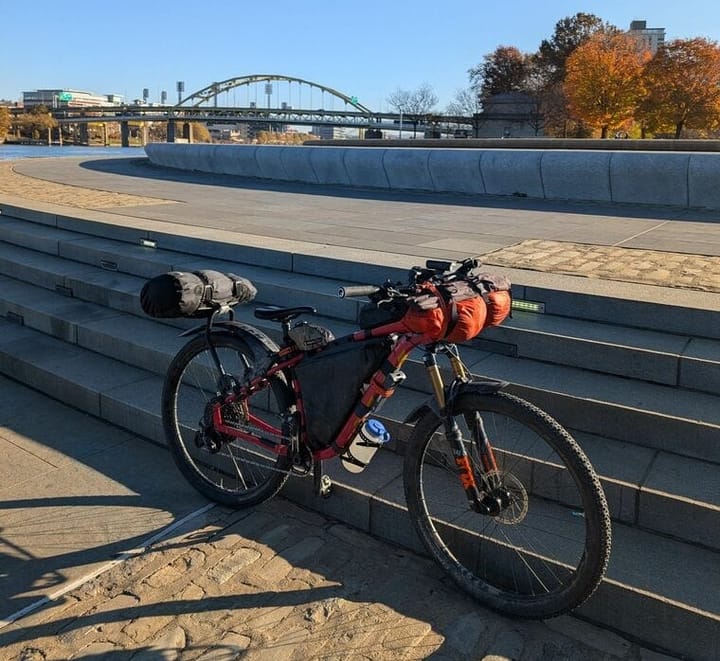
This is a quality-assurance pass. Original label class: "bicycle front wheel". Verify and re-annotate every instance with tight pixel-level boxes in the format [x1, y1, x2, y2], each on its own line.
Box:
[162, 331, 292, 508]
[404, 391, 611, 619]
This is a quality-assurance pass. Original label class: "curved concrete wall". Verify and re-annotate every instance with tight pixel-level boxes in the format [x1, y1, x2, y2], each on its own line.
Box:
[144, 143, 720, 210]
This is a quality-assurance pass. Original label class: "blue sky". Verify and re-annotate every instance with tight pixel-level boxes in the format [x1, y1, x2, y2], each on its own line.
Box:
[2, 1, 717, 111]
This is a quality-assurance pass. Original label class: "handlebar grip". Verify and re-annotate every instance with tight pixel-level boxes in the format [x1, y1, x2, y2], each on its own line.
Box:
[338, 285, 381, 298]
[425, 259, 457, 272]
[425, 257, 482, 274]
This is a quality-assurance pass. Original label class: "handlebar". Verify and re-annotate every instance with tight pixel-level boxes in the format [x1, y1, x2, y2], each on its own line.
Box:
[338, 256, 485, 300]
[338, 285, 382, 298]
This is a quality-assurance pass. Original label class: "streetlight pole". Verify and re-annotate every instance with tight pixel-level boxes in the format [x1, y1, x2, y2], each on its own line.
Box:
[399, 106, 403, 139]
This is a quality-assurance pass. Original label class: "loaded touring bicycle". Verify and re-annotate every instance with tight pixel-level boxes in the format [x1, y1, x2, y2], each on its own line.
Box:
[141, 256, 612, 619]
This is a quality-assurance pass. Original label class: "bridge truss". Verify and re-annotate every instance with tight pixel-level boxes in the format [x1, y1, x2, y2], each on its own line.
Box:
[178, 74, 374, 115]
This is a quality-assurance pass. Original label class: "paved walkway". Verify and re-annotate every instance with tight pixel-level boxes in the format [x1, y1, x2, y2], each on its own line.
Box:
[0, 153, 705, 659]
[0, 453, 646, 660]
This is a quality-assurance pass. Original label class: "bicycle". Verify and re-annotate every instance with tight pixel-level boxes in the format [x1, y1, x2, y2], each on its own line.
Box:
[158, 256, 612, 619]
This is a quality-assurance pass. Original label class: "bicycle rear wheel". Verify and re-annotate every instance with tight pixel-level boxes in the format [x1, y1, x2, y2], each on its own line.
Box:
[162, 331, 292, 508]
[403, 390, 611, 619]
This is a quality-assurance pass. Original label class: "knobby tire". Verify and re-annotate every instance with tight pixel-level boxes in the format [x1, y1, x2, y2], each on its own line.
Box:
[403, 390, 611, 619]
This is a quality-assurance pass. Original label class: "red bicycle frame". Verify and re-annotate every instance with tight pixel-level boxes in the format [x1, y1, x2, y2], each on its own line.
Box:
[209, 319, 426, 459]
[205, 317, 498, 512]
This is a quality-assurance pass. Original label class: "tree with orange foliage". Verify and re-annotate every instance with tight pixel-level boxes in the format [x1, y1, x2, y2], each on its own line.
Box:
[637, 38, 720, 138]
[564, 32, 650, 138]
[0, 106, 10, 142]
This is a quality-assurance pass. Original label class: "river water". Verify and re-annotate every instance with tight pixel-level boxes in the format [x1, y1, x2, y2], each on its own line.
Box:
[0, 145, 143, 161]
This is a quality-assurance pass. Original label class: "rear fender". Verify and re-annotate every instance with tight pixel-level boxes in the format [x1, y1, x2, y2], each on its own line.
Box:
[180, 320, 280, 374]
[403, 378, 507, 425]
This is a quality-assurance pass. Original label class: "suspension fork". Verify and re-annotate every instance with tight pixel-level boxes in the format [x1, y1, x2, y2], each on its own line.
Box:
[425, 347, 502, 514]
[424, 350, 486, 512]
[441, 343, 500, 474]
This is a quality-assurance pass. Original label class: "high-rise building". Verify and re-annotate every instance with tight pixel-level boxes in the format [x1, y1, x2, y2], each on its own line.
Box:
[628, 20, 666, 54]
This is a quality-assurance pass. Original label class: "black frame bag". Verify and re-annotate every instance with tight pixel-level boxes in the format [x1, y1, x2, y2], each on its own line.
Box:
[140, 269, 257, 318]
[294, 338, 389, 450]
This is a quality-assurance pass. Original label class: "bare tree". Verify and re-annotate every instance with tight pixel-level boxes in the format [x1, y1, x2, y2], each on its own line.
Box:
[387, 84, 438, 137]
[445, 88, 482, 136]
[446, 88, 481, 116]
[387, 88, 411, 113]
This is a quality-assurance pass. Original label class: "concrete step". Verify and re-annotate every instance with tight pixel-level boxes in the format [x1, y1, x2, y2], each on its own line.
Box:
[380, 389, 720, 552]
[0, 220, 363, 324]
[4, 208, 720, 341]
[0, 217, 718, 541]
[1, 258, 719, 510]
[463, 352, 720, 464]
[391, 345, 720, 465]
[0, 319, 160, 434]
[515, 274, 720, 341]
[4, 225, 720, 425]
[482, 309, 720, 396]
[571, 430, 720, 551]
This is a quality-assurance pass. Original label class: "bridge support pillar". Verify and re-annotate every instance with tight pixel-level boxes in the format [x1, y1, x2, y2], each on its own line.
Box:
[182, 122, 193, 143]
[120, 121, 130, 147]
[167, 120, 176, 142]
[79, 123, 89, 145]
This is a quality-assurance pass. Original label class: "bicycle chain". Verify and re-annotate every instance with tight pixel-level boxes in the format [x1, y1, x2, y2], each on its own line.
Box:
[210, 407, 311, 477]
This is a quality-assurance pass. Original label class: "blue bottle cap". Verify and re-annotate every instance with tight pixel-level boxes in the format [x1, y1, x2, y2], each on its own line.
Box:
[366, 418, 389, 441]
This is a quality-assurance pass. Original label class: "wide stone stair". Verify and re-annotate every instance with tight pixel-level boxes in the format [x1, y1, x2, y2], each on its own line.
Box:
[0, 203, 718, 660]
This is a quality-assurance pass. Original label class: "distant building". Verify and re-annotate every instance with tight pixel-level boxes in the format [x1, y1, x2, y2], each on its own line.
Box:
[475, 92, 543, 138]
[22, 89, 123, 109]
[207, 123, 249, 142]
[311, 125, 348, 140]
[628, 20, 666, 54]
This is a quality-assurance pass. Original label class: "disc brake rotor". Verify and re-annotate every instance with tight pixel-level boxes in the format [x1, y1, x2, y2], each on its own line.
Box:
[483, 470, 529, 524]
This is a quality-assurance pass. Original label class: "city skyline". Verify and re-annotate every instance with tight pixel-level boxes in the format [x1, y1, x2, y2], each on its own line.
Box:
[2, 1, 718, 112]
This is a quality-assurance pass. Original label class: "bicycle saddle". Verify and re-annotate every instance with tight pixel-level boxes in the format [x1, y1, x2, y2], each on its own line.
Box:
[254, 306, 316, 322]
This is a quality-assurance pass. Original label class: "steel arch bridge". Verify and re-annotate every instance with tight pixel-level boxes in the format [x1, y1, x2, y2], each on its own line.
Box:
[177, 74, 373, 114]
